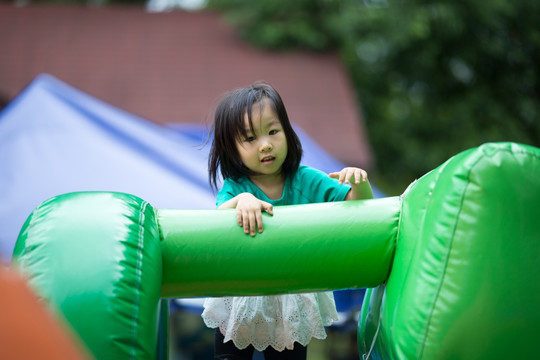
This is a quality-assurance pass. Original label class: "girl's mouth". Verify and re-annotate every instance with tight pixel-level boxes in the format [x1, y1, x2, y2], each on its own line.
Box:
[261, 156, 275, 164]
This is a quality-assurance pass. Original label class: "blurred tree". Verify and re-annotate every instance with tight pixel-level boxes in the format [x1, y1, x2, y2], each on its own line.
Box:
[208, 0, 340, 50]
[209, 0, 539, 195]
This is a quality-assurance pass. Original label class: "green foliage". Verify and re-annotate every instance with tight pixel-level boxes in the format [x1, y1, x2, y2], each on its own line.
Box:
[208, 0, 340, 50]
[339, 0, 540, 194]
[210, 0, 539, 194]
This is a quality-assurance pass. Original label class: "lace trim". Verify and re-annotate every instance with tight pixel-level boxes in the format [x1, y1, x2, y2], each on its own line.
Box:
[202, 293, 338, 352]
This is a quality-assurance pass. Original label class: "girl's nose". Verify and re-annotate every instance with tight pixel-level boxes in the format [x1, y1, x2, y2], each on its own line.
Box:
[260, 141, 272, 152]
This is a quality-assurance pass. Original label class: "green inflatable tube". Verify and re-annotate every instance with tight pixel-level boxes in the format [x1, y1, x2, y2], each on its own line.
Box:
[159, 197, 400, 298]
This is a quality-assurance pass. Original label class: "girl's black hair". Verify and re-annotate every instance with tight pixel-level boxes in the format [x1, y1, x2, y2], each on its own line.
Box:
[208, 81, 303, 191]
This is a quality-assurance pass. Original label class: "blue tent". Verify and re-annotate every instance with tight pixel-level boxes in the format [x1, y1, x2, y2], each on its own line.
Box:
[0, 74, 383, 318]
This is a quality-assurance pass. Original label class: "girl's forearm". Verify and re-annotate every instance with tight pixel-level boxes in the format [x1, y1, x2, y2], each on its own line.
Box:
[217, 193, 254, 209]
[217, 197, 239, 209]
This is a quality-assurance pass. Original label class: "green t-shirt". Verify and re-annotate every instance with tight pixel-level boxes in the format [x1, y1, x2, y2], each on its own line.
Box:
[216, 165, 350, 207]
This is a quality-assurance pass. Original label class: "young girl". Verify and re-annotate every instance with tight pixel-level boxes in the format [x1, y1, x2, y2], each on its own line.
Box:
[202, 81, 373, 359]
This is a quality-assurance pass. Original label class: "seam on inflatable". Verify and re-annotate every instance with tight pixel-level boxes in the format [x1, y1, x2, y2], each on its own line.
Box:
[414, 166, 445, 359]
[129, 200, 148, 359]
[20, 200, 45, 266]
[385, 193, 407, 358]
[380, 197, 402, 285]
[396, 163, 445, 359]
[155, 208, 165, 242]
[394, 194, 405, 262]
[363, 309, 382, 360]
[417, 151, 482, 360]
[417, 144, 537, 359]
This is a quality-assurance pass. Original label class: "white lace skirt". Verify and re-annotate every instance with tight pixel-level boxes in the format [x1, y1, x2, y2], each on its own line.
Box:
[201, 292, 338, 352]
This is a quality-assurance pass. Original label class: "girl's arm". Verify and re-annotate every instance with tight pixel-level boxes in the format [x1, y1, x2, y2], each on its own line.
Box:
[218, 193, 273, 237]
[329, 167, 374, 200]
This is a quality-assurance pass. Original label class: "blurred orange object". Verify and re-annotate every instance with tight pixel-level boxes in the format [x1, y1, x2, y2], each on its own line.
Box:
[0, 263, 91, 359]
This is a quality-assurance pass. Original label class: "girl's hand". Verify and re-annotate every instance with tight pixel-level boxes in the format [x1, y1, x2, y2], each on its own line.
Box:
[329, 167, 368, 185]
[219, 193, 273, 236]
[329, 167, 374, 200]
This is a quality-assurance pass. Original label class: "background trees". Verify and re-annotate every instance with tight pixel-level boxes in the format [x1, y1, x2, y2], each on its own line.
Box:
[209, 0, 539, 194]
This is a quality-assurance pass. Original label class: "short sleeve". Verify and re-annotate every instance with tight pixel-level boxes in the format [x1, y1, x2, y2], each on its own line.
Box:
[291, 166, 350, 204]
[215, 179, 239, 208]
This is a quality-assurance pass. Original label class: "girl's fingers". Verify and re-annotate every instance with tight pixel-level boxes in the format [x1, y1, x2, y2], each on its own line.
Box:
[346, 169, 354, 184]
[237, 203, 272, 236]
[339, 171, 346, 185]
[239, 211, 257, 236]
[329, 172, 344, 184]
[354, 169, 361, 184]
[236, 209, 243, 227]
[342, 168, 355, 184]
[248, 212, 256, 236]
[330, 168, 368, 184]
[358, 169, 367, 182]
[262, 202, 273, 216]
[256, 212, 263, 233]
[243, 216, 251, 235]
[241, 211, 249, 233]
[239, 210, 250, 234]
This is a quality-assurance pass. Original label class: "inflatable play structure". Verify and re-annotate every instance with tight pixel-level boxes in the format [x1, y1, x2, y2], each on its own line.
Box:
[10, 141, 540, 359]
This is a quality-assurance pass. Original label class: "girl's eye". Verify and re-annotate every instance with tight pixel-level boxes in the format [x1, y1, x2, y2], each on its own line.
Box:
[245, 136, 256, 142]
[269, 129, 279, 135]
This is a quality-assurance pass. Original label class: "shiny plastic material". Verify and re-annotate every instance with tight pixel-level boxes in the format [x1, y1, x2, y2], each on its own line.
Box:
[358, 142, 540, 359]
[160, 197, 400, 298]
[12, 192, 162, 360]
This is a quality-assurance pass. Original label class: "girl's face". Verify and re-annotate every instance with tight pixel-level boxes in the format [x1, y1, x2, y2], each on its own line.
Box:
[236, 99, 288, 180]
